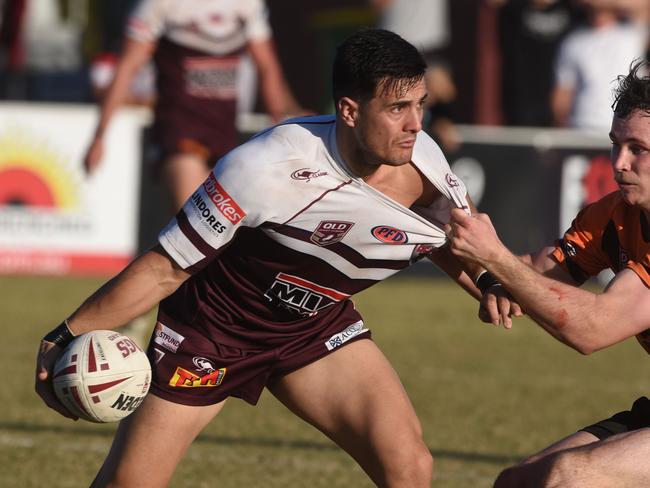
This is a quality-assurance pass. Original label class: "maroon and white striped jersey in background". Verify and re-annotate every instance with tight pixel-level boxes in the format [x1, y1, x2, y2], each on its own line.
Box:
[158, 116, 469, 346]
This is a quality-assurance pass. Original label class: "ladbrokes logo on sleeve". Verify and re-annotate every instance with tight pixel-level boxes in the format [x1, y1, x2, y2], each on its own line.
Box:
[203, 173, 246, 224]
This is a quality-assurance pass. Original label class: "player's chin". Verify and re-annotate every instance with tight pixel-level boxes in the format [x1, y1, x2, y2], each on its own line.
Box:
[385, 150, 414, 166]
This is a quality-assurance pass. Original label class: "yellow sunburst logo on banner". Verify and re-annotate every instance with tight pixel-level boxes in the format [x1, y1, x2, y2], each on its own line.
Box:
[0, 128, 80, 209]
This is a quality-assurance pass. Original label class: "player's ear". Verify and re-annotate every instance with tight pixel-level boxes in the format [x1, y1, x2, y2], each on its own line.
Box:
[338, 97, 359, 128]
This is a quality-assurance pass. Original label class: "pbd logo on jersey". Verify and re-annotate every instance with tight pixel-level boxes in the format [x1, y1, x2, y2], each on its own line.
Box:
[264, 272, 350, 316]
[371, 226, 408, 244]
[310, 221, 354, 246]
[169, 366, 227, 388]
[445, 173, 459, 188]
[290, 168, 328, 182]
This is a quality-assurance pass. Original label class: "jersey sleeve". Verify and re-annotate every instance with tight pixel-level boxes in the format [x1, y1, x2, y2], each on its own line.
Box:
[551, 200, 611, 283]
[242, 0, 272, 42]
[158, 128, 295, 272]
[126, 0, 170, 43]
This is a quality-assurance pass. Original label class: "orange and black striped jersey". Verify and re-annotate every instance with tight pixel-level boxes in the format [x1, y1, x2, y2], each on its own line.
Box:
[551, 191, 650, 288]
[551, 191, 650, 353]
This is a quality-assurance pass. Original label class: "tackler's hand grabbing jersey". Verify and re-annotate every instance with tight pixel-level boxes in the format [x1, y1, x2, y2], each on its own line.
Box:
[158, 115, 468, 340]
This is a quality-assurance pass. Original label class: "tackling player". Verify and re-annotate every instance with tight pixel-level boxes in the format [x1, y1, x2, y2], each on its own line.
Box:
[36, 29, 504, 487]
[448, 60, 650, 487]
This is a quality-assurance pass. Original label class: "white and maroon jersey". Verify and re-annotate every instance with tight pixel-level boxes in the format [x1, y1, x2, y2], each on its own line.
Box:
[158, 116, 468, 346]
[127, 0, 271, 56]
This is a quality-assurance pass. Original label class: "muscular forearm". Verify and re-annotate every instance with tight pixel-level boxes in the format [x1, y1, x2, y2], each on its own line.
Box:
[487, 250, 600, 353]
[66, 247, 190, 335]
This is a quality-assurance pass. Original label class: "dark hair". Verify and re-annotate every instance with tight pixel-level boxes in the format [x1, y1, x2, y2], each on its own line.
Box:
[332, 29, 426, 107]
[612, 60, 650, 119]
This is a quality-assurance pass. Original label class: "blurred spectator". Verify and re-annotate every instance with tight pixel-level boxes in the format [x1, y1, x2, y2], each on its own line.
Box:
[0, 0, 90, 101]
[551, 0, 648, 130]
[84, 0, 307, 213]
[370, 0, 460, 152]
[498, 0, 579, 127]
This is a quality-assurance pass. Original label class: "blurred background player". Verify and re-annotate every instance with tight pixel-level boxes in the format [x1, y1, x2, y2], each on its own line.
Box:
[83, 0, 307, 213]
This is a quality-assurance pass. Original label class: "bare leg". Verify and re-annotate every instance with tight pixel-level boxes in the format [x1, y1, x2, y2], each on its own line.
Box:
[161, 152, 211, 213]
[495, 429, 650, 488]
[91, 394, 226, 488]
[268, 339, 433, 488]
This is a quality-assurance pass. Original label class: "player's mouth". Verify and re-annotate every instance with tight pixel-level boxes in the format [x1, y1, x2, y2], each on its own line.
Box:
[397, 139, 416, 148]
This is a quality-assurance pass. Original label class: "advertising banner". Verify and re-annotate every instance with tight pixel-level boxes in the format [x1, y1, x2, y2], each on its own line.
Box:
[0, 103, 149, 275]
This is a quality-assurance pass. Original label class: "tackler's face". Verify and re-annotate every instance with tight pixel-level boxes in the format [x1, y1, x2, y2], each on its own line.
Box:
[610, 110, 650, 212]
[353, 76, 427, 169]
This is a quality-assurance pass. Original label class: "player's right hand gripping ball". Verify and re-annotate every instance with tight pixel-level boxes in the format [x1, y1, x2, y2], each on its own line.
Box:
[52, 330, 151, 423]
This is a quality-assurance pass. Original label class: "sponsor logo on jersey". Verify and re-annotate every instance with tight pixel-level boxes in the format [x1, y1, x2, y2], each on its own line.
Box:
[190, 191, 227, 234]
[290, 168, 328, 182]
[410, 244, 435, 263]
[325, 321, 369, 351]
[169, 366, 227, 388]
[153, 322, 185, 353]
[371, 226, 408, 244]
[264, 272, 350, 316]
[310, 221, 354, 246]
[193, 356, 216, 373]
[203, 173, 246, 224]
[445, 173, 459, 187]
[111, 393, 146, 412]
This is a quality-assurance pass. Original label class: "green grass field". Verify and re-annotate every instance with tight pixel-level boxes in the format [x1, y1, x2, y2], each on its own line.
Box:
[1, 274, 647, 487]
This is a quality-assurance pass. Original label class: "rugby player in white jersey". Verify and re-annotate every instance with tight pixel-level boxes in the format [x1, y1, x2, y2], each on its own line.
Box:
[36, 29, 514, 487]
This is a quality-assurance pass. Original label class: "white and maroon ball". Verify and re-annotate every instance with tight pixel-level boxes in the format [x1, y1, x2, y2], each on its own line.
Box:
[52, 330, 151, 423]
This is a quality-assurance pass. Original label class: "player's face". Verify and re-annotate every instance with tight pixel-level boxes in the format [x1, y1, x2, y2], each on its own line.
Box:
[610, 110, 650, 212]
[354, 77, 427, 168]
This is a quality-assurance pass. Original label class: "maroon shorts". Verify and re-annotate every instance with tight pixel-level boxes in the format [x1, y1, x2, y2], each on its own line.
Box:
[146, 314, 372, 406]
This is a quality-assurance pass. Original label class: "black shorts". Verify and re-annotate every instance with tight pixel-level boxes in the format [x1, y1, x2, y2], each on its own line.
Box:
[581, 396, 650, 440]
[146, 312, 372, 406]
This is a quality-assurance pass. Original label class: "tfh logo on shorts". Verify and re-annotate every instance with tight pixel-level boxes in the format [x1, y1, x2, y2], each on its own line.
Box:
[325, 321, 369, 351]
[310, 221, 354, 246]
[153, 322, 185, 353]
[169, 366, 227, 388]
[264, 272, 350, 316]
[203, 173, 246, 224]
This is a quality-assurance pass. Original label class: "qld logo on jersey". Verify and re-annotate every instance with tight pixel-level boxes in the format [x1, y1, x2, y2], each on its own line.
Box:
[264, 272, 350, 316]
[371, 226, 408, 244]
[310, 221, 354, 246]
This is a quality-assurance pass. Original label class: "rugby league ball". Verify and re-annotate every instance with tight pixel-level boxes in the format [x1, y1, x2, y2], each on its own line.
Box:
[52, 330, 151, 423]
